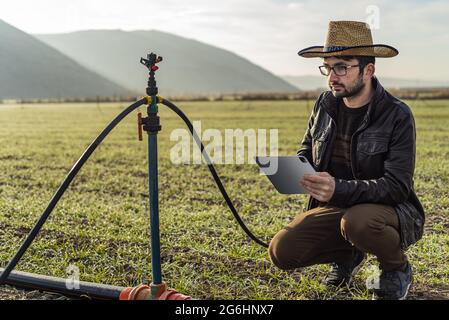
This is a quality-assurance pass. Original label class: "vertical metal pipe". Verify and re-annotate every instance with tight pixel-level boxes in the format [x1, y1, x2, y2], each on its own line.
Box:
[147, 103, 162, 285]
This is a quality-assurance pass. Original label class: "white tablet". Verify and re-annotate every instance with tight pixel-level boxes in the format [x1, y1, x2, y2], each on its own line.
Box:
[255, 155, 317, 194]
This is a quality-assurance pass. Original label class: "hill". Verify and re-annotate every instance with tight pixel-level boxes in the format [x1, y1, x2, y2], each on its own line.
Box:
[0, 20, 131, 100]
[36, 30, 297, 96]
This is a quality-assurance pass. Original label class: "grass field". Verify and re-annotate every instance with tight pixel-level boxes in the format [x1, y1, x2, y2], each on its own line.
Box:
[0, 99, 448, 299]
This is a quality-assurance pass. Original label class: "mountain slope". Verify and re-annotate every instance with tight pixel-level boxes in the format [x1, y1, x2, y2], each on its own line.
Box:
[0, 20, 131, 100]
[36, 30, 298, 96]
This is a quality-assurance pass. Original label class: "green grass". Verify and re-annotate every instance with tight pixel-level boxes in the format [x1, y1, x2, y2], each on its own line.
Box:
[0, 99, 448, 299]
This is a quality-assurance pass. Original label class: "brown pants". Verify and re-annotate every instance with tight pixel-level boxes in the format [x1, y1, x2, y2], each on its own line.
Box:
[269, 204, 408, 272]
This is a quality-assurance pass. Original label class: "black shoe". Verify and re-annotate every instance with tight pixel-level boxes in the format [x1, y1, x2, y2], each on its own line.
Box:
[324, 249, 366, 287]
[372, 263, 413, 300]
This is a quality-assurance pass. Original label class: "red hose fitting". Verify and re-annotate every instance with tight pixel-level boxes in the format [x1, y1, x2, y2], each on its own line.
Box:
[119, 283, 192, 300]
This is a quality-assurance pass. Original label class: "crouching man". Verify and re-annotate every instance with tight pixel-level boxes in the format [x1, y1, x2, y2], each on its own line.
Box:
[269, 21, 425, 300]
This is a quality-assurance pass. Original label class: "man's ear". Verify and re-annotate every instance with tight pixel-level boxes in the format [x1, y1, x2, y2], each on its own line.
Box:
[364, 63, 375, 79]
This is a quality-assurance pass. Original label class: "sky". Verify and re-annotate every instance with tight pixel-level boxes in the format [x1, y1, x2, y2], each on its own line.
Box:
[1, 0, 449, 81]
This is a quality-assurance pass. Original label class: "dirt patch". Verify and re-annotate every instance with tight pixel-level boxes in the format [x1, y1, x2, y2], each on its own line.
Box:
[0, 285, 70, 300]
[409, 283, 449, 300]
[424, 214, 449, 234]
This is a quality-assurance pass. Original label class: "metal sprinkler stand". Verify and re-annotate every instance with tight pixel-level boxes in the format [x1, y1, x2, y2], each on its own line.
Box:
[141, 52, 164, 288]
[120, 53, 191, 300]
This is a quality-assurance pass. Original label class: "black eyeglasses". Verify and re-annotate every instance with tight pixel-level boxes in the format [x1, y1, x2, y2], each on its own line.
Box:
[319, 64, 360, 76]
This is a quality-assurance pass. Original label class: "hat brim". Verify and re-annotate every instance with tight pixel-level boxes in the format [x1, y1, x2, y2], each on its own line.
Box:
[298, 44, 398, 58]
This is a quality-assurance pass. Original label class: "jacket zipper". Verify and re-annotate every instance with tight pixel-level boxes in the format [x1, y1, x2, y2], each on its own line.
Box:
[308, 117, 336, 210]
[324, 118, 337, 171]
[349, 117, 370, 180]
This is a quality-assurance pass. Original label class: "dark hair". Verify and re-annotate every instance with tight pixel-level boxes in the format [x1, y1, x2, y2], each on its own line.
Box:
[339, 55, 375, 74]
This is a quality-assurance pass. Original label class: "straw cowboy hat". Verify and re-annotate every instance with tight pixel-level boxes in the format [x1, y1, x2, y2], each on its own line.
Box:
[298, 20, 398, 58]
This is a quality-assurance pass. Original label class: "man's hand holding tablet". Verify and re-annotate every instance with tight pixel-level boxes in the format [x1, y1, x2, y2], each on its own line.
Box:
[299, 171, 336, 203]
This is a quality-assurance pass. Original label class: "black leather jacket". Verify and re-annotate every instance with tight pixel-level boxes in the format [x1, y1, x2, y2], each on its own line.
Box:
[297, 77, 425, 250]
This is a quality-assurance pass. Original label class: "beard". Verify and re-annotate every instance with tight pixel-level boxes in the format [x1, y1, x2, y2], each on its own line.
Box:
[329, 75, 365, 98]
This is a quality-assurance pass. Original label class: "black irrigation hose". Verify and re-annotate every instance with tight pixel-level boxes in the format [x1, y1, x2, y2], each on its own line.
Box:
[161, 99, 270, 248]
[0, 267, 124, 300]
[0, 98, 147, 285]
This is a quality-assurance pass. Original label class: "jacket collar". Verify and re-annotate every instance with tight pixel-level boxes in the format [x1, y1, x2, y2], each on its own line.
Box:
[321, 76, 389, 124]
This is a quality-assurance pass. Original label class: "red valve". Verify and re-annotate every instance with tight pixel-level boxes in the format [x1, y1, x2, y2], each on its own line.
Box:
[119, 283, 192, 300]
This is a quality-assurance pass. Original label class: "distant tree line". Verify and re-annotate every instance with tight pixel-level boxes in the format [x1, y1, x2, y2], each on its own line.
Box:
[2, 88, 449, 104]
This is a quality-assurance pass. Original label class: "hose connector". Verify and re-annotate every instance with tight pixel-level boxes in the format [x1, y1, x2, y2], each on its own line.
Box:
[142, 96, 164, 105]
[119, 283, 192, 300]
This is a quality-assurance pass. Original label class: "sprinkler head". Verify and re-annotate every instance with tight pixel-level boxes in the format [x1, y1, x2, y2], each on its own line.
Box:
[140, 52, 163, 71]
[140, 52, 163, 96]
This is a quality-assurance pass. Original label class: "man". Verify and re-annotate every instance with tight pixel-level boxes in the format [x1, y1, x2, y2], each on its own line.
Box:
[268, 21, 425, 300]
